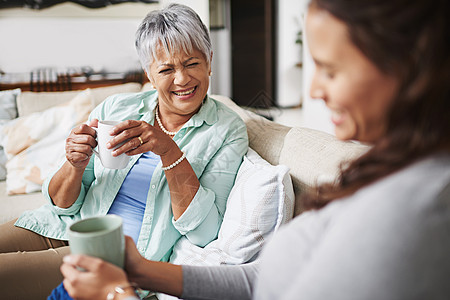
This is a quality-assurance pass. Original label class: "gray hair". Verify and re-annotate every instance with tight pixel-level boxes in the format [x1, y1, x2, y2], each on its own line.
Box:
[135, 3, 212, 73]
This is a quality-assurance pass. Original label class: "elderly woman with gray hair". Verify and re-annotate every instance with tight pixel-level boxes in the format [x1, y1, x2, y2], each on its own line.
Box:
[0, 4, 248, 299]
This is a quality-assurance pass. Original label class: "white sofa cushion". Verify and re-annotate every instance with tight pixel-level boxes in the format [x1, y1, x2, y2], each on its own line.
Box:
[169, 148, 294, 266]
[0, 89, 94, 195]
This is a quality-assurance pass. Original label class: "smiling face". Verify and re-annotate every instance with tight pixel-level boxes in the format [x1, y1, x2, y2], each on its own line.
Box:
[147, 46, 211, 118]
[306, 6, 399, 143]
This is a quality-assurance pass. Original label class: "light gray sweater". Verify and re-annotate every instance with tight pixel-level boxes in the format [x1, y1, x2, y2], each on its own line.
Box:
[182, 153, 450, 300]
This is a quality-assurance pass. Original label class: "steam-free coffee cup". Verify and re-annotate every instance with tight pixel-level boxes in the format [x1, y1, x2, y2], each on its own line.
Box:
[67, 215, 125, 268]
[93, 120, 129, 169]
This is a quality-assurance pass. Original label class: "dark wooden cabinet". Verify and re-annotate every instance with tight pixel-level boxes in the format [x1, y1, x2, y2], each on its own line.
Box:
[0, 69, 147, 92]
[231, 0, 275, 108]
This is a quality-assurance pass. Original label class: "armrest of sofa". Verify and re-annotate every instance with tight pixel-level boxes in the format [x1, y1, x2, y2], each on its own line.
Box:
[279, 127, 368, 215]
[212, 94, 369, 217]
[211, 94, 291, 166]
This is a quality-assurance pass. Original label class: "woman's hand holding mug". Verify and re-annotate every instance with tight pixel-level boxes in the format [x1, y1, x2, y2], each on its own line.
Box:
[65, 119, 98, 170]
[107, 120, 179, 158]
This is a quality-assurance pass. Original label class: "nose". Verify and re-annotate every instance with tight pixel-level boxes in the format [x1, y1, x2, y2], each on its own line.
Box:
[309, 69, 325, 100]
[174, 69, 190, 86]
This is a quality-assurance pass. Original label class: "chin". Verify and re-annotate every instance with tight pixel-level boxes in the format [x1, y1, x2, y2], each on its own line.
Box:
[335, 130, 357, 141]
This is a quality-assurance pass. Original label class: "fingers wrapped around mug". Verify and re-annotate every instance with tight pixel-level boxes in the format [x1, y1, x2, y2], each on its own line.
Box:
[61, 254, 129, 300]
[107, 120, 175, 156]
[65, 121, 98, 169]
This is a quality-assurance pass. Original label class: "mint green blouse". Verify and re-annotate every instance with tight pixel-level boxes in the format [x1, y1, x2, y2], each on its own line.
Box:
[15, 90, 248, 262]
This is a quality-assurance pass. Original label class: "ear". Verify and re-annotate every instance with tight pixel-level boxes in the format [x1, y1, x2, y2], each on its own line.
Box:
[208, 51, 213, 76]
[144, 69, 156, 88]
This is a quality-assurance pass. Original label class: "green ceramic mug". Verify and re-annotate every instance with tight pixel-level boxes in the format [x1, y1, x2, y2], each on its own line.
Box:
[67, 215, 125, 268]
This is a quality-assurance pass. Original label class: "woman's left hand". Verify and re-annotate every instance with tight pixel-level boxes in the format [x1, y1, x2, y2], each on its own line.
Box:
[61, 255, 133, 300]
[107, 120, 176, 157]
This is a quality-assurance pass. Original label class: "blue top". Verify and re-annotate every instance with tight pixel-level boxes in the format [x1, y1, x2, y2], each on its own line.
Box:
[108, 151, 160, 243]
[16, 90, 249, 262]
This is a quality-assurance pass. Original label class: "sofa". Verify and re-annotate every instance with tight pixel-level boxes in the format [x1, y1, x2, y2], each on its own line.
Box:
[0, 82, 368, 298]
[1, 82, 146, 224]
[0, 83, 368, 226]
[0, 83, 367, 265]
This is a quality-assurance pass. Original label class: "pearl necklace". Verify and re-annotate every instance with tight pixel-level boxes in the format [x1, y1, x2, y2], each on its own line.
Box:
[155, 106, 178, 136]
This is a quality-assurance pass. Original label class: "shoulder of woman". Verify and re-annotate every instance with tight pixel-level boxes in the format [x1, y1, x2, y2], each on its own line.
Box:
[103, 90, 155, 107]
[208, 96, 246, 125]
[91, 90, 156, 117]
[334, 153, 450, 222]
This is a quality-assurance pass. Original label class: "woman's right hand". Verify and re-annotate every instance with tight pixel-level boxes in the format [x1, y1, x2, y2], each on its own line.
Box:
[124, 236, 147, 285]
[49, 119, 98, 208]
[65, 119, 98, 169]
[123, 236, 184, 296]
[61, 254, 133, 300]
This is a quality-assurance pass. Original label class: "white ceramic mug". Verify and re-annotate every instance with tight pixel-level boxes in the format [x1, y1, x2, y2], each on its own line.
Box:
[67, 215, 125, 268]
[93, 120, 129, 169]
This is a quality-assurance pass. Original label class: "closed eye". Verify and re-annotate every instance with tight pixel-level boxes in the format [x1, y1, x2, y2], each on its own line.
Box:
[317, 66, 335, 80]
[187, 62, 199, 67]
[159, 68, 172, 74]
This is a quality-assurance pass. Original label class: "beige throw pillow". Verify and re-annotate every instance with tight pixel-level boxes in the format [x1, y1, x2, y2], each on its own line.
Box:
[0, 89, 94, 195]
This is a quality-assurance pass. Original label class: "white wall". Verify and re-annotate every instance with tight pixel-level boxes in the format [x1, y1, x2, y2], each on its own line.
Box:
[0, 1, 209, 74]
[0, 18, 143, 73]
[209, 0, 231, 97]
[161, 0, 209, 27]
[275, 0, 333, 134]
[210, 28, 232, 97]
[301, 7, 334, 135]
[0, 3, 158, 73]
[276, 0, 308, 108]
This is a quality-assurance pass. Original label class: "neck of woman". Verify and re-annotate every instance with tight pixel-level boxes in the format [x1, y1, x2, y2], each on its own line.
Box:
[155, 105, 193, 135]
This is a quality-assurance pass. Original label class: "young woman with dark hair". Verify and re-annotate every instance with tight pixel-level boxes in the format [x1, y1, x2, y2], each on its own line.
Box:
[57, 0, 450, 299]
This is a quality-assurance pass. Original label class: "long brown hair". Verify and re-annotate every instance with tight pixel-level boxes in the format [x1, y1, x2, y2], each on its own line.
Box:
[303, 0, 450, 210]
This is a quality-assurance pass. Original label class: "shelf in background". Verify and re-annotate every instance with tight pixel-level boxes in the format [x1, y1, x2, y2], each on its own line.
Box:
[0, 68, 148, 92]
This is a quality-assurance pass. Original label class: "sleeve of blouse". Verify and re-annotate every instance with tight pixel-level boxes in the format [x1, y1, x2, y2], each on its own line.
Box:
[182, 261, 259, 300]
[42, 104, 104, 216]
[172, 122, 248, 246]
[43, 97, 116, 216]
[42, 156, 95, 216]
[278, 181, 450, 299]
